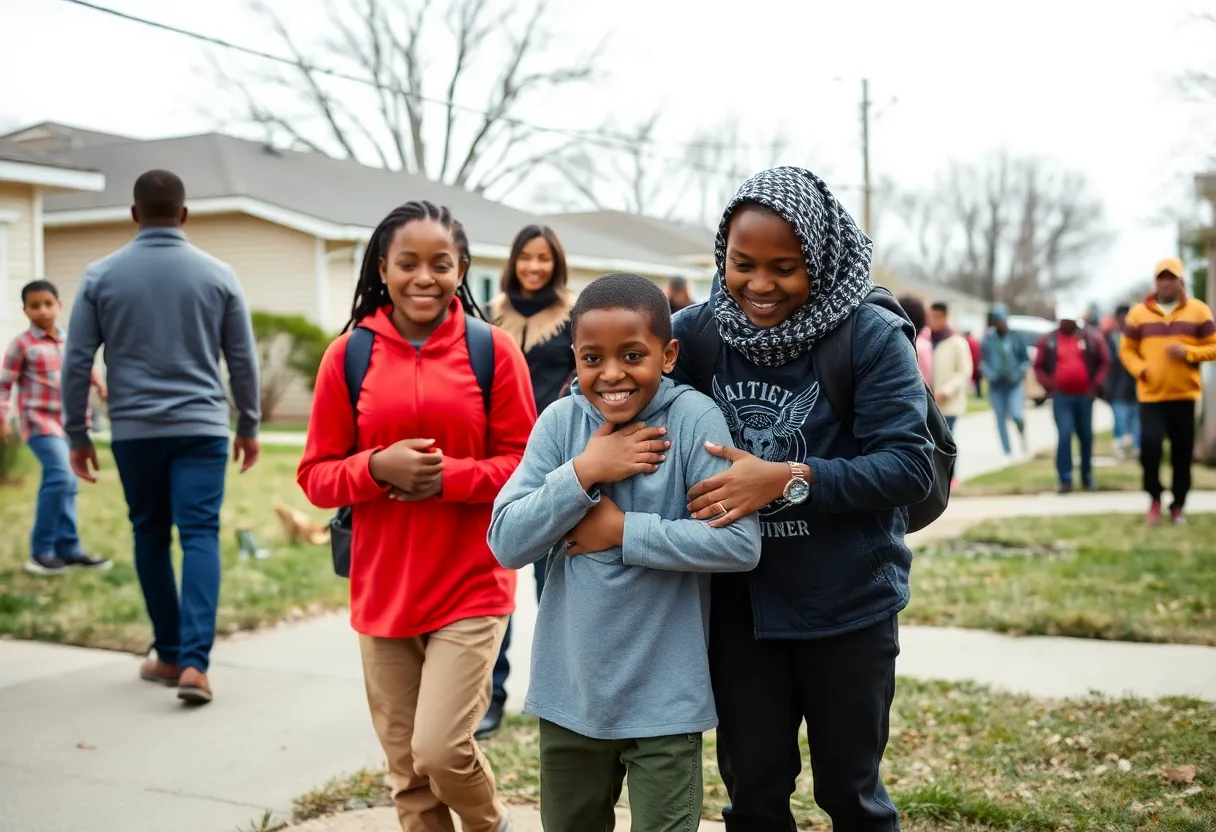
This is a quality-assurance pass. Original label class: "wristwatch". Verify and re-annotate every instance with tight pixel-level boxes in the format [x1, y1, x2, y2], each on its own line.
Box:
[782, 461, 810, 505]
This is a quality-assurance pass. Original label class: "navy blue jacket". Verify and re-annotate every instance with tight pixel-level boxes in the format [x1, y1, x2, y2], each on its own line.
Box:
[670, 290, 934, 639]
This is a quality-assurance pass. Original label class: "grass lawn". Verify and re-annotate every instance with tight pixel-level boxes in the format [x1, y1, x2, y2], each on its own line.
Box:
[0, 442, 345, 652]
[908, 513, 1216, 645]
[967, 396, 992, 415]
[294, 679, 1216, 831]
[957, 432, 1216, 497]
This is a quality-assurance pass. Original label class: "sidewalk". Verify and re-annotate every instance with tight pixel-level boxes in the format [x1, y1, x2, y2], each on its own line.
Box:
[7, 404, 1208, 832]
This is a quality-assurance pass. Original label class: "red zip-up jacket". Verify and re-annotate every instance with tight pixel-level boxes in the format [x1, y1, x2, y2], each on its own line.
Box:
[298, 301, 537, 638]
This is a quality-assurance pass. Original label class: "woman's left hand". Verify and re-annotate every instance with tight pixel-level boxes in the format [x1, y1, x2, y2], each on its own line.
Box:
[388, 476, 443, 502]
[687, 442, 795, 528]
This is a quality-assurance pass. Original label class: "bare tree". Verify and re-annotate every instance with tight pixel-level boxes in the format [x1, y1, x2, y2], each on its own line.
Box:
[893, 153, 1109, 314]
[210, 0, 601, 194]
[539, 117, 797, 222]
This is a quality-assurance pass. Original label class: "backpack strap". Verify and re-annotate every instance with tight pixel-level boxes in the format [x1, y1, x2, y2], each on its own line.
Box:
[686, 302, 723, 394]
[812, 287, 911, 429]
[344, 326, 375, 412]
[463, 314, 496, 416]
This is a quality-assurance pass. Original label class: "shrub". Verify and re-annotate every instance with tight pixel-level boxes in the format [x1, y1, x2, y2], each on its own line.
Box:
[249, 312, 331, 422]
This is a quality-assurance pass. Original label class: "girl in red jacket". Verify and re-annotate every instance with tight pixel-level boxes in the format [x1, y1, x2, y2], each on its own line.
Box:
[298, 201, 536, 832]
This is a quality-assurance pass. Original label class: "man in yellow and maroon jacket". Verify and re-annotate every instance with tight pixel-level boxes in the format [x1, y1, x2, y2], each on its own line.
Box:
[1120, 257, 1216, 525]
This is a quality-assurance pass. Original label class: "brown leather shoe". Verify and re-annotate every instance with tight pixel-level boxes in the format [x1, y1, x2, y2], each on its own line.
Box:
[139, 655, 180, 687]
[177, 667, 213, 705]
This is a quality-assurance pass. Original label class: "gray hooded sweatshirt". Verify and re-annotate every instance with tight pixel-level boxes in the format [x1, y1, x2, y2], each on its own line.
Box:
[489, 377, 762, 740]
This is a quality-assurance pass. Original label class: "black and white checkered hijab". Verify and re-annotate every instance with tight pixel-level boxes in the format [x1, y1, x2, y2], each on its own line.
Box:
[713, 166, 874, 367]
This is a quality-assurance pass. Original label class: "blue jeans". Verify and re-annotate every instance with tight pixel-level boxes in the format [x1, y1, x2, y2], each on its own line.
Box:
[111, 436, 228, 673]
[1052, 394, 1094, 485]
[27, 435, 82, 558]
[1111, 399, 1141, 450]
[491, 560, 547, 706]
[988, 383, 1026, 455]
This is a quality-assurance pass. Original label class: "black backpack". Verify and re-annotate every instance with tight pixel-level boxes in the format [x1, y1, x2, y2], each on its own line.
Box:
[683, 287, 955, 533]
[328, 315, 496, 577]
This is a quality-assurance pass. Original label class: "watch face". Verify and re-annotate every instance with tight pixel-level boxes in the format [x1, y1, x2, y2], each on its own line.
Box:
[784, 478, 811, 505]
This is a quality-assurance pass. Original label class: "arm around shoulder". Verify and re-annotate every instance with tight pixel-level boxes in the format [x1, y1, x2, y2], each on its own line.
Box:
[621, 402, 761, 573]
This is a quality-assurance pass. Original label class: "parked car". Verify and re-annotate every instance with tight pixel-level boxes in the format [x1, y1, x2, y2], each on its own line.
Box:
[1005, 314, 1057, 406]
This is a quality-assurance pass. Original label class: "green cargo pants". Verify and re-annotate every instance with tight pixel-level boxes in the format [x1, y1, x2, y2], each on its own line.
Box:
[538, 719, 703, 832]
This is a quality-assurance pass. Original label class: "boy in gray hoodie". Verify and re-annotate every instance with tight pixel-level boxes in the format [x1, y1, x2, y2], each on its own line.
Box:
[489, 273, 761, 832]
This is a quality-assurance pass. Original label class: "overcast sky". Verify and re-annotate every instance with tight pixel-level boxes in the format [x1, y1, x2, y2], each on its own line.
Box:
[3, 0, 1214, 305]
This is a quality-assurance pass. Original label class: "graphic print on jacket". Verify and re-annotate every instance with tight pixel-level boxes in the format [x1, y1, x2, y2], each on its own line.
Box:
[712, 376, 818, 517]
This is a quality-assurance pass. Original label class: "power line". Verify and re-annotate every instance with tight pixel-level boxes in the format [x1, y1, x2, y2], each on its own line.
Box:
[57, 0, 795, 178]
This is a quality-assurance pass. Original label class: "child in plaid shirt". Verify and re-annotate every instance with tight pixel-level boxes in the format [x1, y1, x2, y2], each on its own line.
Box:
[0, 280, 111, 575]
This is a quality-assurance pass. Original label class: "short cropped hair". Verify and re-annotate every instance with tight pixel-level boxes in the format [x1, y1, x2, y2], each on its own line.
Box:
[898, 295, 926, 332]
[571, 273, 673, 343]
[133, 169, 186, 220]
[21, 279, 59, 304]
[930, 301, 949, 315]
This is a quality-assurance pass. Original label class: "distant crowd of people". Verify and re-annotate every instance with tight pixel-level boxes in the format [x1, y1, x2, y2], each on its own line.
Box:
[895, 259, 1216, 524]
[5, 160, 1215, 832]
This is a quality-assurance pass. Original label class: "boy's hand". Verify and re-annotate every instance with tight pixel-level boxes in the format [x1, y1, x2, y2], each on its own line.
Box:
[233, 436, 260, 473]
[370, 439, 443, 493]
[565, 497, 626, 555]
[70, 446, 100, 483]
[387, 478, 443, 502]
[0, 421, 11, 442]
[573, 422, 669, 491]
[1166, 343, 1189, 361]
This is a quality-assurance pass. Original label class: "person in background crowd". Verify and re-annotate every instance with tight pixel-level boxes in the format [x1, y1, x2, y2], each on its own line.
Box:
[980, 304, 1030, 462]
[672, 167, 934, 831]
[62, 170, 261, 705]
[666, 275, 694, 312]
[1104, 304, 1140, 461]
[928, 302, 973, 432]
[898, 295, 934, 385]
[483, 224, 576, 738]
[1033, 305, 1110, 494]
[965, 329, 983, 398]
[298, 200, 534, 832]
[1119, 258, 1216, 525]
[0, 279, 111, 575]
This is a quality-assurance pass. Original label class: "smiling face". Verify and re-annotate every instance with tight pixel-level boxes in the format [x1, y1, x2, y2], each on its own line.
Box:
[22, 290, 60, 332]
[379, 219, 466, 340]
[573, 307, 678, 424]
[515, 235, 556, 297]
[723, 205, 812, 328]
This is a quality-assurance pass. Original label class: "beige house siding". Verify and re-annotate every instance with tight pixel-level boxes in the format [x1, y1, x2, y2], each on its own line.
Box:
[0, 182, 37, 345]
[45, 212, 325, 423]
[45, 213, 318, 322]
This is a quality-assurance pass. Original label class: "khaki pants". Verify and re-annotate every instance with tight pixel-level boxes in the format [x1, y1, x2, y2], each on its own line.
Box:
[360, 615, 509, 832]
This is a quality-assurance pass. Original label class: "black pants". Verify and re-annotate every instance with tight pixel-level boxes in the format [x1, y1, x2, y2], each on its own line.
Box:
[1141, 400, 1196, 509]
[709, 579, 900, 832]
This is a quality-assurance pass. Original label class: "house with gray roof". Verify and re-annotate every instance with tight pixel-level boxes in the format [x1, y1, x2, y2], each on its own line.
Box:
[2, 123, 697, 336]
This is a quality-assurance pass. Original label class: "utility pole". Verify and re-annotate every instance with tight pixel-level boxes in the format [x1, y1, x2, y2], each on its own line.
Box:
[861, 77, 872, 238]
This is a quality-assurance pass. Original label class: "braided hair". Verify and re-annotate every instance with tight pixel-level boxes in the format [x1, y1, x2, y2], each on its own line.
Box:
[345, 200, 487, 332]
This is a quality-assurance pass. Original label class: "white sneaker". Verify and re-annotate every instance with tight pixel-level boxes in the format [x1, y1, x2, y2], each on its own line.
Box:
[1003, 453, 1015, 465]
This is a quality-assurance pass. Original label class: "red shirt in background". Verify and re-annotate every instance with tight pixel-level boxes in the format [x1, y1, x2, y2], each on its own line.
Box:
[1052, 333, 1091, 396]
[297, 301, 537, 639]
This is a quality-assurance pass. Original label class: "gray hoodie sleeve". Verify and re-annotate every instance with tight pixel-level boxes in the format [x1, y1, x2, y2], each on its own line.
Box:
[489, 406, 598, 570]
[63, 273, 103, 451]
[220, 269, 261, 438]
[621, 406, 761, 573]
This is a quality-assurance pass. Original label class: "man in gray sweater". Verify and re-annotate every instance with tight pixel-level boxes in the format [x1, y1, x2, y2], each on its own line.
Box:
[62, 170, 261, 706]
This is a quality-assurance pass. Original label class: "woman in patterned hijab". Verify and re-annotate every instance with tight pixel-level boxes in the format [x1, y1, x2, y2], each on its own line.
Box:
[672, 167, 933, 830]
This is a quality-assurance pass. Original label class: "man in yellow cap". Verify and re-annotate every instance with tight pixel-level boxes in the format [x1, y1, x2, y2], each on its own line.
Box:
[1119, 257, 1216, 525]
